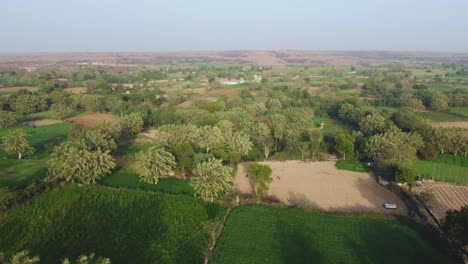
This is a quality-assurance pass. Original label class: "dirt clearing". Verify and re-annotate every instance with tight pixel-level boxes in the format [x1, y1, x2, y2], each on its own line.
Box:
[235, 161, 407, 215]
[63, 87, 87, 93]
[25, 119, 63, 127]
[0, 86, 39, 93]
[66, 112, 118, 128]
[431, 121, 468, 130]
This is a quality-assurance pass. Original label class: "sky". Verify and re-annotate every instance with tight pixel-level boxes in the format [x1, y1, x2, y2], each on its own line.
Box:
[2, 0, 468, 53]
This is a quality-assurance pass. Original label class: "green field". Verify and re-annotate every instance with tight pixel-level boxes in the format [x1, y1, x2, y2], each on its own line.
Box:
[336, 160, 371, 172]
[312, 116, 350, 136]
[211, 205, 454, 264]
[416, 111, 468, 122]
[448, 107, 468, 118]
[100, 167, 194, 195]
[411, 155, 468, 185]
[0, 123, 72, 188]
[0, 186, 225, 263]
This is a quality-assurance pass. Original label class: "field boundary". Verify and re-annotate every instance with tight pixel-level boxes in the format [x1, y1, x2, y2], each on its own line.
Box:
[204, 206, 233, 264]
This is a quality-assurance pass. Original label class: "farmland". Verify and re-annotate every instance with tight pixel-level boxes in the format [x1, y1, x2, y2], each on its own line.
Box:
[411, 155, 468, 185]
[0, 186, 225, 264]
[415, 183, 468, 220]
[210, 205, 454, 264]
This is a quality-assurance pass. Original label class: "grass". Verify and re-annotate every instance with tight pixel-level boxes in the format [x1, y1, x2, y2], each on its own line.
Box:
[448, 107, 468, 118]
[211, 205, 454, 264]
[221, 83, 249, 90]
[100, 167, 194, 195]
[410, 155, 468, 185]
[0, 123, 71, 189]
[312, 116, 350, 136]
[336, 160, 371, 172]
[0, 186, 225, 264]
[416, 111, 468, 122]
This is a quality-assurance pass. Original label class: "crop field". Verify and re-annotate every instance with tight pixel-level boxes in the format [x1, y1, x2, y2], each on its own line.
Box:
[100, 167, 194, 195]
[312, 116, 350, 136]
[235, 161, 407, 215]
[411, 155, 468, 185]
[0, 186, 225, 264]
[414, 183, 468, 220]
[418, 111, 468, 122]
[210, 205, 454, 264]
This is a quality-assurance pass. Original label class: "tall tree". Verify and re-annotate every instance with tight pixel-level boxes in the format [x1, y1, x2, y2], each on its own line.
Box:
[1, 130, 35, 159]
[135, 147, 176, 184]
[334, 133, 355, 160]
[119, 113, 144, 136]
[441, 206, 468, 249]
[0, 110, 17, 129]
[190, 159, 233, 201]
[251, 123, 273, 159]
[197, 126, 223, 152]
[48, 142, 115, 184]
[246, 163, 273, 198]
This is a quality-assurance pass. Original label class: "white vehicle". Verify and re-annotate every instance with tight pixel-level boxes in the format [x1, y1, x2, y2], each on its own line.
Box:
[384, 203, 398, 209]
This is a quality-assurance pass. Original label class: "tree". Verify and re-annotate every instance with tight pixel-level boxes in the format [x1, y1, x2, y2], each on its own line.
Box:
[267, 113, 287, 150]
[246, 163, 272, 198]
[10, 94, 47, 114]
[48, 142, 115, 184]
[251, 123, 273, 159]
[190, 159, 233, 201]
[395, 164, 417, 188]
[135, 147, 176, 184]
[1, 129, 35, 159]
[334, 133, 355, 160]
[197, 126, 223, 152]
[69, 127, 117, 152]
[0, 250, 40, 264]
[157, 124, 200, 147]
[171, 143, 195, 175]
[62, 253, 111, 264]
[400, 93, 424, 110]
[50, 103, 72, 120]
[225, 131, 253, 163]
[441, 206, 468, 249]
[119, 113, 144, 136]
[358, 113, 387, 135]
[0, 110, 17, 128]
[96, 121, 122, 141]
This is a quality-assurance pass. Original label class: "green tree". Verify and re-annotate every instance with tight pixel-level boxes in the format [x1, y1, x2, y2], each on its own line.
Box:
[358, 113, 387, 135]
[441, 206, 468, 249]
[1, 130, 35, 159]
[251, 123, 273, 159]
[197, 126, 223, 152]
[0, 250, 40, 264]
[246, 163, 273, 198]
[0, 110, 17, 128]
[62, 253, 111, 264]
[119, 113, 144, 136]
[50, 103, 72, 120]
[96, 121, 122, 141]
[395, 164, 417, 188]
[69, 126, 117, 152]
[225, 131, 253, 163]
[135, 147, 176, 184]
[190, 159, 233, 201]
[400, 93, 424, 110]
[171, 143, 195, 175]
[334, 133, 355, 160]
[48, 142, 115, 184]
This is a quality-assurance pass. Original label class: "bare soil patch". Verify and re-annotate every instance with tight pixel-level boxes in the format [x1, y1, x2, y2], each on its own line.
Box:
[66, 112, 118, 128]
[185, 88, 240, 97]
[178, 100, 194, 107]
[63, 87, 87, 93]
[235, 161, 407, 215]
[0, 86, 39, 93]
[431, 121, 468, 129]
[414, 183, 468, 220]
[25, 119, 63, 127]
[139, 128, 157, 139]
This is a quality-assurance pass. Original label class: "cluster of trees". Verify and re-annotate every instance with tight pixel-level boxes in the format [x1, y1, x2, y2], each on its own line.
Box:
[441, 206, 468, 250]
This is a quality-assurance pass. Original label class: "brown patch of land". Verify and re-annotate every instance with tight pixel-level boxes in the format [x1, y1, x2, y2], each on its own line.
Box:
[139, 128, 157, 139]
[415, 183, 468, 220]
[431, 121, 468, 129]
[235, 161, 407, 215]
[63, 87, 87, 93]
[0, 86, 39, 93]
[66, 112, 118, 128]
[25, 119, 63, 127]
[185, 88, 240, 97]
[178, 100, 194, 107]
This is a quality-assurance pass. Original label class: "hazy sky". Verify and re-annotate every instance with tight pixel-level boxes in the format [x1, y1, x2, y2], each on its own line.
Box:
[3, 0, 468, 53]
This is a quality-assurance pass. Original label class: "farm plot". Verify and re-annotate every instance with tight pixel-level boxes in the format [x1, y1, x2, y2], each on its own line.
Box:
[210, 205, 454, 264]
[0, 186, 225, 264]
[431, 121, 468, 129]
[63, 87, 87, 93]
[0, 86, 39, 93]
[414, 183, 468, 220]
[235, 161, 407, 215]
[66, 112, 118, 128]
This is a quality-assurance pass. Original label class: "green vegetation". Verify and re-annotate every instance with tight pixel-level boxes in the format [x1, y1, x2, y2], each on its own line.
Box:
[410, 155, 468, 185]
[211, 205, 454, 264]
[0, 159, 47, 188]
[0, 186, 225, 264]
[336, 160, 371, 172]
[312, 117, 349, 136]
[100, 167, 194, 195]
[416, 111, 468, 122]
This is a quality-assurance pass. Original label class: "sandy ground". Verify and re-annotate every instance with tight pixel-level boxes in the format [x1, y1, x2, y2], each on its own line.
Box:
[0, 86, 39, 92]
[431, 121, 468, 130]
[414, 183, 468, 220]
[25, 119, 63, 127]
[63, 87, 87, 93]
[66, 112, 118, 128]
[235, 161, 407, 215]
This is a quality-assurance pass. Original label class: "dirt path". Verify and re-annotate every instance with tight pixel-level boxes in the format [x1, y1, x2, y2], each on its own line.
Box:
[235, 161, 407, 215]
